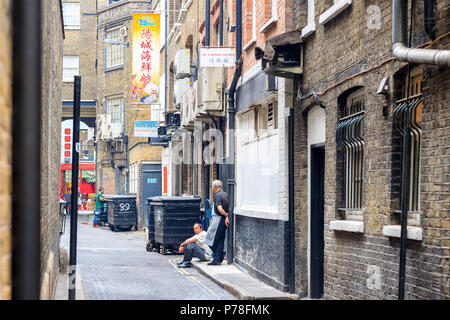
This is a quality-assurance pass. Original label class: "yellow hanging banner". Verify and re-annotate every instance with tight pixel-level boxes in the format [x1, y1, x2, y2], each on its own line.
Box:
[131, 13, 160, 104]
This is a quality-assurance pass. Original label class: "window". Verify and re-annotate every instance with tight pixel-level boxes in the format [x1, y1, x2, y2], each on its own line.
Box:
[105, 28, 125, 69]
[239, 109, 256, 144]
[302, 0, 316, 38]
[392, 69, 423, 212]
[129, 164, 138, 195]
[106, 97, 124, 125]
[319, 0, 352, 25]
[260, 0, 278, 32]
[336, 89, 365, 210]
[62, 3, 80, 29]
[63, 56, 79, 82]
[267, 102, 278, 130]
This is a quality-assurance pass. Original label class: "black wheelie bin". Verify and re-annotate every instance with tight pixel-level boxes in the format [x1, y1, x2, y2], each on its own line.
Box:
[145, 199, 158, 252]
[147, 195, 201, 254]
[106, 195, 137, 232]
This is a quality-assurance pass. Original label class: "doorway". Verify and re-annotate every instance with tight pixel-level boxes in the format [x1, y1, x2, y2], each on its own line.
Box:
[142, 163, 162, 228]
[310, 144, 325, 299]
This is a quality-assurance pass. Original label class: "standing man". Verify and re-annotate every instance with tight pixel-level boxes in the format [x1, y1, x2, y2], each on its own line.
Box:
[205, 180, 229, 265]
[177, 223, 212, 268]
[93, 187, 108, 228]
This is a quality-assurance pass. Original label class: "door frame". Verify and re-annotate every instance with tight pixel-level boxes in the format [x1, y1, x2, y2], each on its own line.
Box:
[309, 143, 325, 299]
[141, 162, 162, 228]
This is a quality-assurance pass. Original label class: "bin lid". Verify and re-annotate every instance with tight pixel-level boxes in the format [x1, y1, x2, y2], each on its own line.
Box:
[147, 195, 201, 203]
[105, 195, 137, 201]
[105, 194, 136, 199]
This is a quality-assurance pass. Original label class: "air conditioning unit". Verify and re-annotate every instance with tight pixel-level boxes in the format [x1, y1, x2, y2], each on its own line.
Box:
[195, 67, 224, 117]
[174, 78, 190, 109]
[262, 44, 304, 78]
[181, 93, 192, 127]
[110, 123, 123, 140]
[158, 126, 167, 136]
[119, 26, 128, 37]
[97, 114, 112, 141]
[165, 113, 181, 127]
[174, 49, 191, 79]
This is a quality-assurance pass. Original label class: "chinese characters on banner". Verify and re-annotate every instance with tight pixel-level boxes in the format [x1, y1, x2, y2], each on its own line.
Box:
[132, 13, 160, 104]
[199, 47, 235, 67]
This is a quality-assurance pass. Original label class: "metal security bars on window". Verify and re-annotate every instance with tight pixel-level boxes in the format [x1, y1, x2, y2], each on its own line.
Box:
[392, 94, 423, 212]
[336, 94, 364, 209]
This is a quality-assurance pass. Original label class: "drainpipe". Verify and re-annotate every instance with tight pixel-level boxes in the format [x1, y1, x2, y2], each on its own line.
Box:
[226, 0, 242, 264]
[393, 0, 415, 300]
[288, 107, 295, 294]
[219, 0, 224, 46]
[206, 0, 210, 46]
[392, 0, 450, 66]
[12, 0, 41, 300]
[204, 0, 211, 205]
[424, 0, 436, 40]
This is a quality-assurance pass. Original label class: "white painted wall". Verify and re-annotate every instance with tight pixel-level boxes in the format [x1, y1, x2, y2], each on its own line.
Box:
[234, 78, 292, 222]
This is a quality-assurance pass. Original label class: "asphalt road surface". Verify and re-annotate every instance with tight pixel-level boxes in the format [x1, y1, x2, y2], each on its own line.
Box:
[60, 217, 235, 300]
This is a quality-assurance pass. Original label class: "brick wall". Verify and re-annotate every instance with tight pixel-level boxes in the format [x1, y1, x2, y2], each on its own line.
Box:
[293, 0, 449, 299]
[96, 1, 162, 228]
[40, 0, 64, 299]
[0, 0, 12, 300]
[62, 0, 98, 102]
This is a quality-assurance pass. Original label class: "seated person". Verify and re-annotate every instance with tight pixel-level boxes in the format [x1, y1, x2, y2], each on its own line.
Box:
[177, 223, 212, 268]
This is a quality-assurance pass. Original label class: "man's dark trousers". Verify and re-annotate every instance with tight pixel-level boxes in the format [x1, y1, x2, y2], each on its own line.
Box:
[183, 243, 207, 262]
[211, 215, 227, 263]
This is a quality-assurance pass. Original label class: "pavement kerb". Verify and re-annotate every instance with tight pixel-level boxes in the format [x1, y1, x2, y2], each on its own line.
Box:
[191, 261, 299, 300]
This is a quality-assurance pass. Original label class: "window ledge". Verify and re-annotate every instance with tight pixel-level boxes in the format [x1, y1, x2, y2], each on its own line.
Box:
[64, 26, 81, 30]
[243, 37, 256, 51]
[382, 225, 423, 241]
[330, 220, 364, 233]
[301, 22, 316, 38]
[234, 206, 279, 221]
[260, 16, 278, 33]
[319, 0, 352, 25]
[105, 64, 125, 73]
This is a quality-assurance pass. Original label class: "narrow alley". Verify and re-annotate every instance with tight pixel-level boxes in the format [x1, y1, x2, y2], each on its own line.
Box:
[57, 216, 235, 300]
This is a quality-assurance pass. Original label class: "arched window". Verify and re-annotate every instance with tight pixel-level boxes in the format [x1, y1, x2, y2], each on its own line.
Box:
[336, 87, 365, 210]
[392, 67, 423, 212]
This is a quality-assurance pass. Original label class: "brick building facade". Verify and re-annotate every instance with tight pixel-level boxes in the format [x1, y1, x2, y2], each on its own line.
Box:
[40, 0, 65, 299]
[291, 0, 449, 299]
[61, 0, 99, 208]
[0, 0, 64, 300]
[96, 0, 163, 229]
[0, 0, 12, 300]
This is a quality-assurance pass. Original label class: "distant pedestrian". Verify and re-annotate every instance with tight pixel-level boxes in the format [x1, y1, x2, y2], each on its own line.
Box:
[94, 187, 108, 228]
[205, 180, 229, 265]
[177, 223, 212, 268]
[64, 187, 72, 214]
